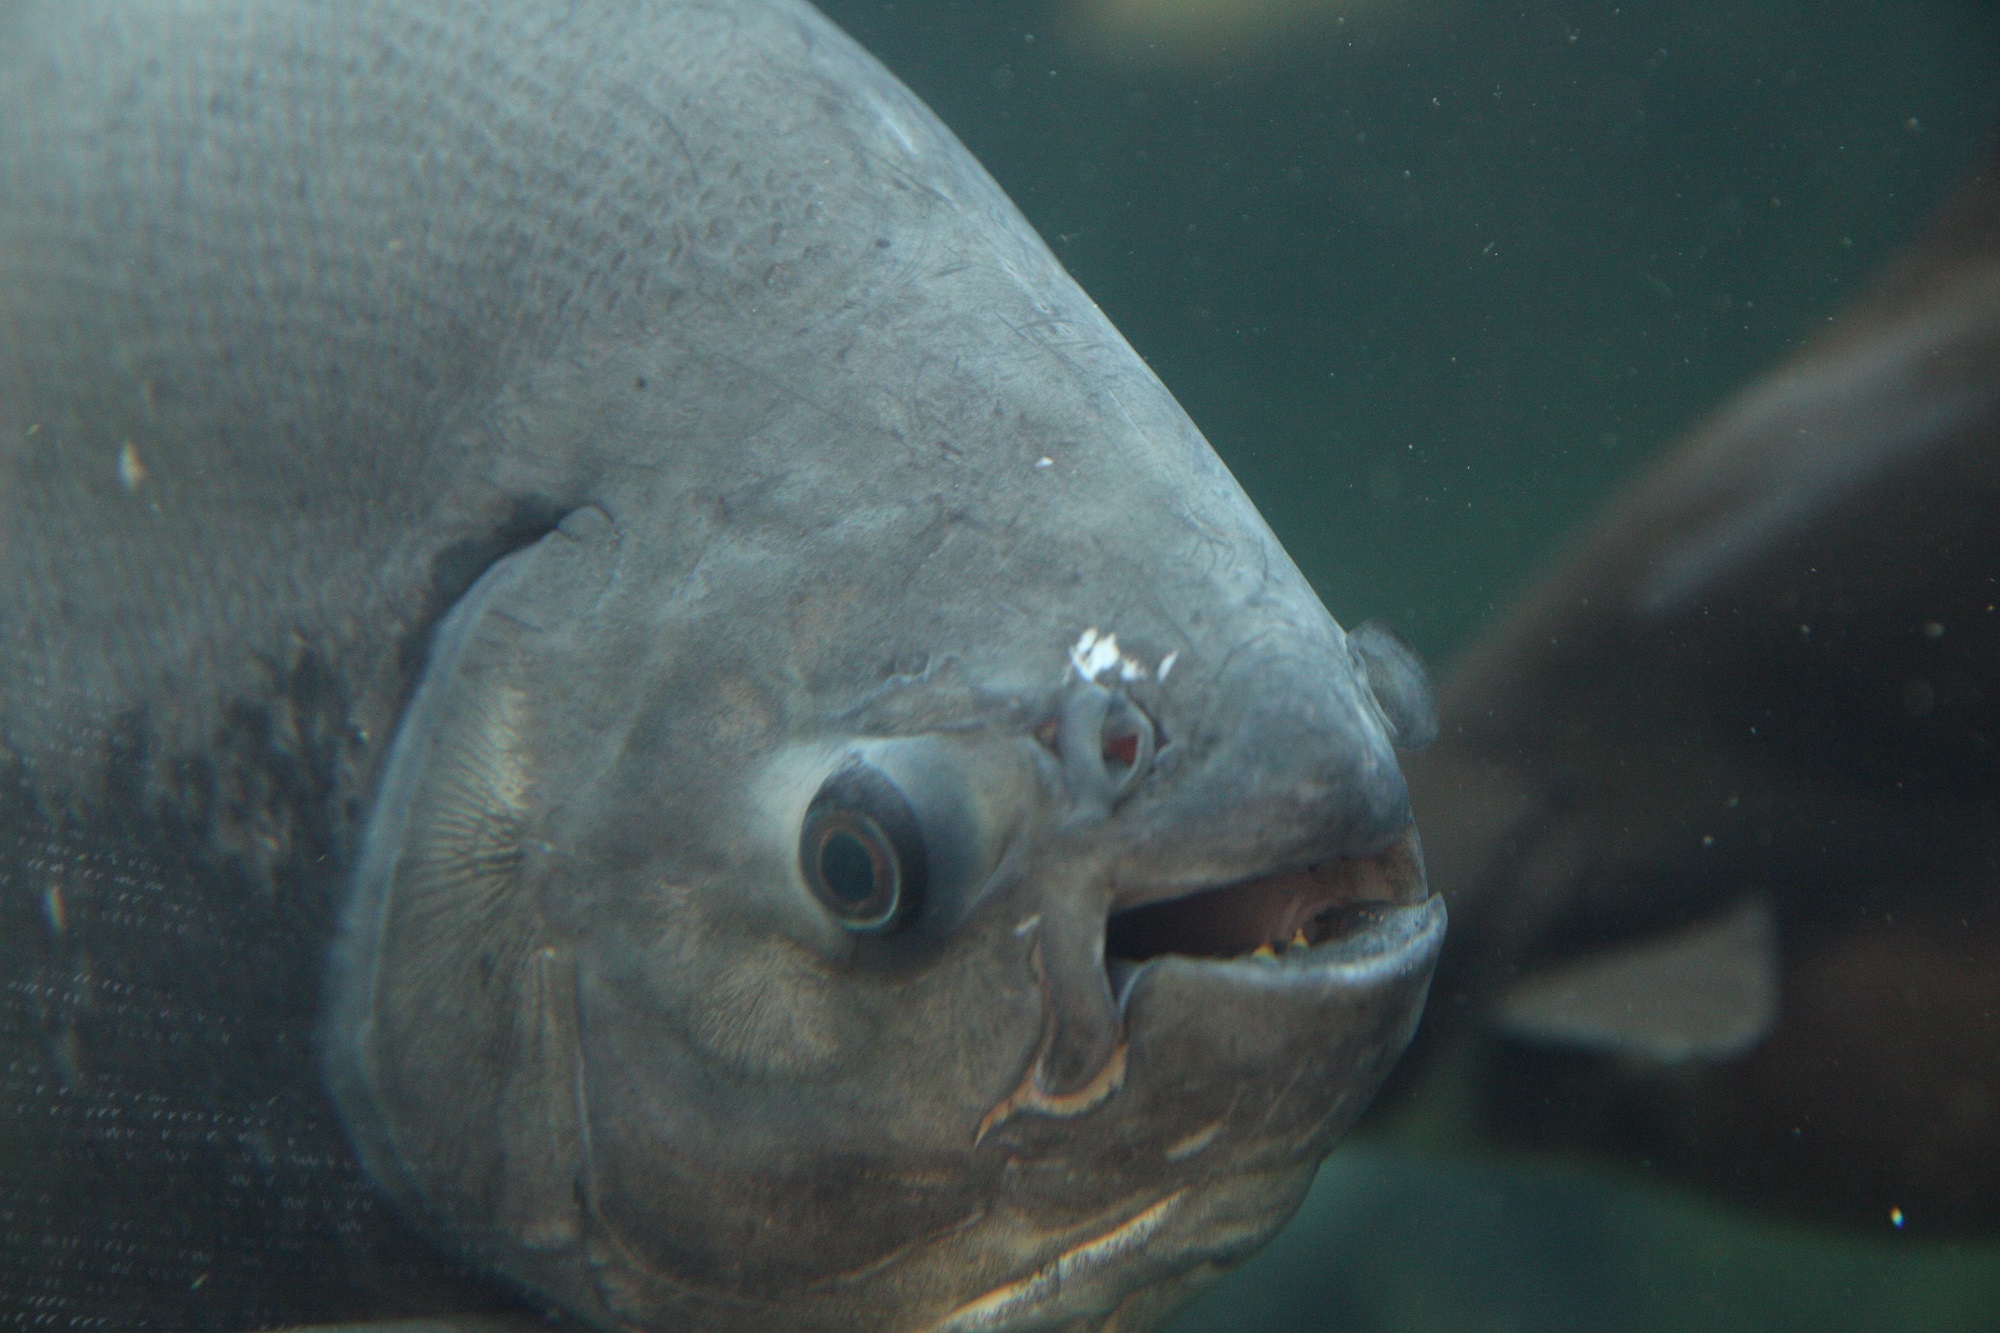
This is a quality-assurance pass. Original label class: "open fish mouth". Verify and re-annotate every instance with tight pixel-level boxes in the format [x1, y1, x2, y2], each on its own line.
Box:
[1104, 827, 1432, 998]
[933, 828, 1442, 1332]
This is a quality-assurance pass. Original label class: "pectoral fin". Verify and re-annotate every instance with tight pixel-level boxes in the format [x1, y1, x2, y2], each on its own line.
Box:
[328, 507, 619, 1258]
[1492, 894, 1778, 1064]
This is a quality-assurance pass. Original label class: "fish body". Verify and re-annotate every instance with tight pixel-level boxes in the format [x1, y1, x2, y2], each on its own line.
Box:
[0, 1, 1440, 1327]
[1397, 153, 2000, 1233]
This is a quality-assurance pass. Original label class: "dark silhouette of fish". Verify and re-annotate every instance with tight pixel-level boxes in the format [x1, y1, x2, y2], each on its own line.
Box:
[1392, 146, 2000, 1235]
[0, 1, 1442, 1328]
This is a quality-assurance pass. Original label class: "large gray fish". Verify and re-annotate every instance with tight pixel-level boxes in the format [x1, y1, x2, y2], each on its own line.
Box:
[1390, 148, 2000, 1235]
[0, 1, 1443, 1328]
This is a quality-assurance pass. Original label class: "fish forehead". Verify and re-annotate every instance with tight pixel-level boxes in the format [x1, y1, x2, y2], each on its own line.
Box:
[573, 27, 1306, 607]
[516, 4, 1335, 745]
[594, 323, 1310, 731]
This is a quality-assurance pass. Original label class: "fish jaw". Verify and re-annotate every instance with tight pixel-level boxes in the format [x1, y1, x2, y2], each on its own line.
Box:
[555, 692, 1443, 1332]
[928, 844, 1445, 1333]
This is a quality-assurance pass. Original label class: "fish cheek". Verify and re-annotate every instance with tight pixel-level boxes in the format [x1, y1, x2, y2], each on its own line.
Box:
[328, 509, 622, 1272]
[635, 879, 858, 1078]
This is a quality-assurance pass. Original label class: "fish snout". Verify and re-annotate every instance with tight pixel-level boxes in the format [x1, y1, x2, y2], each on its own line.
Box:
[1073, 624, 1442, 1237]
[1134, 627, 1420, 879]
[957, 837, 1442, 1333]
[983, 617, 1444, 1192]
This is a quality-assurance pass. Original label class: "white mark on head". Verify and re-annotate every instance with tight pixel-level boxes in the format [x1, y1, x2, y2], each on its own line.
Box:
[118, 440, 146, 491]
[1069, 628, 1121, 682]
[1035, 456, 1053, 469]
[1069, 628, 1159, 684]
[1157, 651, 1179, 681]
[1013, 913, 1042, 938]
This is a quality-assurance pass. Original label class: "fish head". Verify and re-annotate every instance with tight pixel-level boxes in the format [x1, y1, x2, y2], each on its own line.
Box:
[326, 312, 1442, 1330]
[324, 7, 1441, 1327]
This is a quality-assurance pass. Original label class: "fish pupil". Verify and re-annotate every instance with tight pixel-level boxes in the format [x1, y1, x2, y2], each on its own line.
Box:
[800, 763, 925, 933]
[820, 827, 885, 909]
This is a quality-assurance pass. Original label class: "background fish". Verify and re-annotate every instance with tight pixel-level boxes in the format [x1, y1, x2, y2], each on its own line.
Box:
[1387, 146, 2000, 1234]
[0, 1, 1439, 1329]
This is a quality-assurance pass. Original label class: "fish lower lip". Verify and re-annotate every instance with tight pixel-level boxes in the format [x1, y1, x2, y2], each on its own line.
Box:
[1106, 896, 1444, 1017]
[1104, 827, 1427, 976]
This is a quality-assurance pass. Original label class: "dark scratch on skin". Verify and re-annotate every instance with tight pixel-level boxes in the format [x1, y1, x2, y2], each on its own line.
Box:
[870, 151, 957, 209]
[993, 315, 1098, 389]
[1212, 625, 1284, 692]
[1173, 510, 1237, 587]
[1101, 386, 1147, 445]
[1039, 328, 1105, 368]
[857, 208, 937, 308]
[902, 351, 974, 458]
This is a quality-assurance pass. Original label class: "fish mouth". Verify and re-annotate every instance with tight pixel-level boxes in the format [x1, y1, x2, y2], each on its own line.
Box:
[932, 827, 1442, 1331]
[1104, 826, 1431, 998]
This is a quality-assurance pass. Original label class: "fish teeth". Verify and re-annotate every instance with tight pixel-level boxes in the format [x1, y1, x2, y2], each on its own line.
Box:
[1247, 929, 1316, 964]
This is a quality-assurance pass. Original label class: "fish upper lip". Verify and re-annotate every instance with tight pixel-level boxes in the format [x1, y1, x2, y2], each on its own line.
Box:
[1103, 826, 1428, 989]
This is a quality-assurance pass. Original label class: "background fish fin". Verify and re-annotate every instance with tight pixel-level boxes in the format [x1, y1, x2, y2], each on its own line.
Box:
[330, 507, 620, 1259]
[1490, 894, 1778, 1064]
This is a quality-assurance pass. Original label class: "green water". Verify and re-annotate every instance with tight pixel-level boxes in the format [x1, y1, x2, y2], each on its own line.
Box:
[820, 2, 2000, 1329]
[827, 0, 1999, 662]
[1171, 1146, 2000, 1333]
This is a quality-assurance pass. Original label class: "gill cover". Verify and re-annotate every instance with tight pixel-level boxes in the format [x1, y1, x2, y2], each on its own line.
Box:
[327, 507, 621, 1272]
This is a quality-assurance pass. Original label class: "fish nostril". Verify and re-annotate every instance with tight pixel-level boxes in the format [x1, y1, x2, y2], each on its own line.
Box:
[1056, 683, 1157, 819]
[1098, 693, 1155, 795]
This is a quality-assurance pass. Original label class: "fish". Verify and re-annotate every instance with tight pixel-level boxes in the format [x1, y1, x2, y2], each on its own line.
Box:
[1387, 145, 2000, 1234]
[0, 1, 1444, 1328]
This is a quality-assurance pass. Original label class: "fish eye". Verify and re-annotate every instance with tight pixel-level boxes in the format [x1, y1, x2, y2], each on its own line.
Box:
[800, 765, 927, 933]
